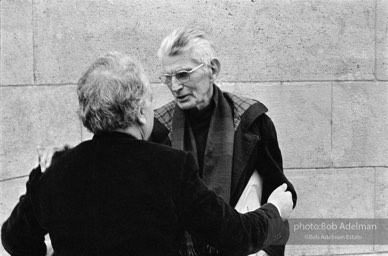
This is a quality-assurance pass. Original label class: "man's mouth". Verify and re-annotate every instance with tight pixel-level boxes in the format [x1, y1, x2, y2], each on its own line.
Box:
[177, 95, 189, 101]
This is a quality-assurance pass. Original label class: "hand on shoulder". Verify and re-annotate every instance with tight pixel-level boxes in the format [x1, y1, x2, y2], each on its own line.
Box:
[36, 144, 71, 172]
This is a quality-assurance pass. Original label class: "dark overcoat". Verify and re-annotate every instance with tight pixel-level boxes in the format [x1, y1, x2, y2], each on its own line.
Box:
[2, 132, 287, 256]
[151, 88, 298, 256]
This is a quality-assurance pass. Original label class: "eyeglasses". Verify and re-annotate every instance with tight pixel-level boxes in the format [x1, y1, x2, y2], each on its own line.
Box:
[159, 63, 205, 85]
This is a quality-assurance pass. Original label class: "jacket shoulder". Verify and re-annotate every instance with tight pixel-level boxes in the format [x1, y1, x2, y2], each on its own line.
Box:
[147, 140, 186, 157]
[154, 100, 175, 131]
[151, 101, 175, 144]
[223, 91, 268, 130]
[48, 140, 92, 167]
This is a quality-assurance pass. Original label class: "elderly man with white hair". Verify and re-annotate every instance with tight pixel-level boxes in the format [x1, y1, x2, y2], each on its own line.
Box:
[151, 26, 297, 256]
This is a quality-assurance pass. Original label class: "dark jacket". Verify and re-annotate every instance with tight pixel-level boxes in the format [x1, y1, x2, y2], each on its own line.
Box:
[2, 132, 287, 256]
[151, 88, 297, 256]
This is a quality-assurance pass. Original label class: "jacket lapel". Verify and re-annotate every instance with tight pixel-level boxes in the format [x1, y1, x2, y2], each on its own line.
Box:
[230, 128, 258, 205]
[226, 94, 268, 206]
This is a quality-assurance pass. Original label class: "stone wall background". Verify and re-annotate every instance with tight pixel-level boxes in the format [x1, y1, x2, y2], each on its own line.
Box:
[1, 0, 387, 255]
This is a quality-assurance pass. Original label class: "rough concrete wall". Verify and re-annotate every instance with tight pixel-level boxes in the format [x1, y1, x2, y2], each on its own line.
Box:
[0, 0, 387, 255]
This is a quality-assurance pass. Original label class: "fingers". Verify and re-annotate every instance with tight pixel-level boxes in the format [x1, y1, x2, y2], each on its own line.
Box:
[274, 183, 287, 192]
[256, 250, 269, 256]
[45, 239, 54, 256]
[281, 183, 287, 191]
[36, 146, 47, 172]
[37, 146, 53, 172]
[267, 183, 293, 221]
[44, 149, 55, 169]
[36, 145, 65, 172]
[285, 191, 292, 203]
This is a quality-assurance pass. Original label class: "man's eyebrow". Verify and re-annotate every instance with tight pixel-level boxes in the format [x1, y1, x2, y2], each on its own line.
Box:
[163, 67, 192, 74]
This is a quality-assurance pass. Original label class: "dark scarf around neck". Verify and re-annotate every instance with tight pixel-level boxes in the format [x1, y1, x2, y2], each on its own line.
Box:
[171, 85, 234, 203]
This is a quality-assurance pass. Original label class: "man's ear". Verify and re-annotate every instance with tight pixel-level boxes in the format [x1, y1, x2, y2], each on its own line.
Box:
[209, 59, 221, 80]
[136, 107, 147, 125]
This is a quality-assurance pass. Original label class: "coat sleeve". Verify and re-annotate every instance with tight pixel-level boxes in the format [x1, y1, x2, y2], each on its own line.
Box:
[253, 114, 298, 256]
[253, 114, 297, 208]
[1, 167, 47, 256]
[176, 152, 287, 256]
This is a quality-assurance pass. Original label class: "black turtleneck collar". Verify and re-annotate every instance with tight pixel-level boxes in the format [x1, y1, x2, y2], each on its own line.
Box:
[184, 86, 216, 176]
[186, 97, 215, 122]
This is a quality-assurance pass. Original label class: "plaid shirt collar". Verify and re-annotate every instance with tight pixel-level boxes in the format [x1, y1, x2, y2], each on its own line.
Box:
[154, 84, 259, 133]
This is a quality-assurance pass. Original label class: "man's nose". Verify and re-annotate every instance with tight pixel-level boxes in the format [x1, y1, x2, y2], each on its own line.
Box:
[171, 76, 183, 92]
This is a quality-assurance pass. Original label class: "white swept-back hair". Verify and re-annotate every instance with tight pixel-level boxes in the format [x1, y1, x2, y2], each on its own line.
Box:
[157, 26, 217, 65]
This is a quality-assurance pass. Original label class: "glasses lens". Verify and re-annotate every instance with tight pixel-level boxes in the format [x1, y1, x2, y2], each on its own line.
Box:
[175, 71, 190, 82]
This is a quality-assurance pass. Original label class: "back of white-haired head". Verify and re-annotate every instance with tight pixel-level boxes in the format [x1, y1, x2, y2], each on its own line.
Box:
[77, 52, 151, 134]
[157, 26, 217, 65]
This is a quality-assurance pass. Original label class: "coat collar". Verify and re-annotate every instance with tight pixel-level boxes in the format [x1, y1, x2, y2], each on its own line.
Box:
[154, 84, 268, 132]
[229, 103, 268, 204]
[93, 131, 139, 141]
[153, 85, 269, 203]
